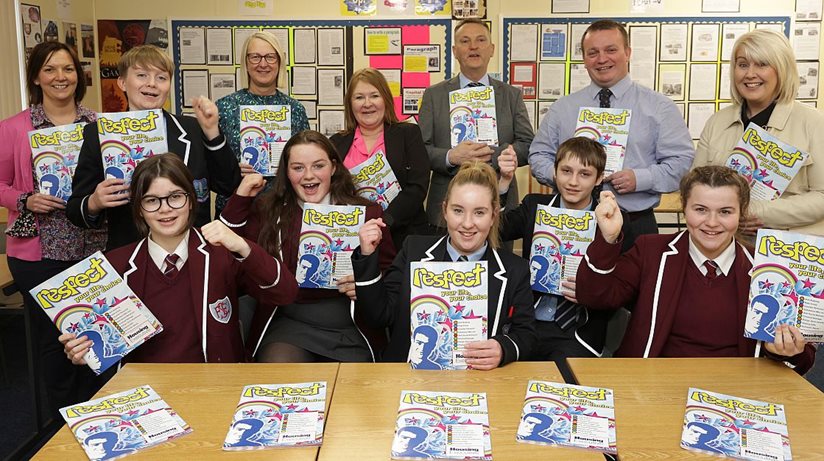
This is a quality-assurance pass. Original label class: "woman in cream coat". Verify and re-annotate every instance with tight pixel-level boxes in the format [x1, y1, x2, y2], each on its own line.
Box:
[694, 29, 824, 236]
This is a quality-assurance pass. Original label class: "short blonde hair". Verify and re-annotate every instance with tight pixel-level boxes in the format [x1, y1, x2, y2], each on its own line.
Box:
[241, 31, 287, 89]
[443, 161, 501, 249]
[342, 67, 399, 133]
[117, 45, 174, 77]
[729, 30, 798, 105]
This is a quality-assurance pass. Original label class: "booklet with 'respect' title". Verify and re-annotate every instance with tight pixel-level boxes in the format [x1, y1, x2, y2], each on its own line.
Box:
[97, 108, 167, 185]
[391, 390, 491, 460]
[573, 107, 631, 177]
[223, 382, 327, 450]
[745, 228, 824, 343]
[681, 388, 791, 461]
[528, 205, 596, 296]
[60, 385, 191, 461]
[725, 122, 808, 201]
[349, 150, 401, 211]
[238, 105, 290, 176]
[30, 251, 163, 375]
[29, 122, 86, 201]
[297, 203, 365, 289]
[408, 260, 488, 370]
[516, 380, 616, 454]
[448, 86, 498, 147]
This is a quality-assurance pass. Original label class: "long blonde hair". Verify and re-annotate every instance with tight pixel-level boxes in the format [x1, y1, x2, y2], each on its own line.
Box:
[443, 161, 501, 249]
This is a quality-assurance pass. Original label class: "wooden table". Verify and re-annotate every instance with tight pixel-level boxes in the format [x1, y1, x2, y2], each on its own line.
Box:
[320, 362, 604, 461]
[34, 363, 340, 460]
[569, 357, 824, 460]
[0, 254, 13, 292]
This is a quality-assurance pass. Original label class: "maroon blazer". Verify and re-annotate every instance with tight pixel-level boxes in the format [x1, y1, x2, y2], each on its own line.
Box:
[106, 228, 298, 363]
[577, 231, 816, 374]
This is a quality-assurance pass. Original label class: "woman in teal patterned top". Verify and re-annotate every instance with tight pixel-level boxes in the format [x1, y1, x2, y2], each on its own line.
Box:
[215, 30, 310, 214]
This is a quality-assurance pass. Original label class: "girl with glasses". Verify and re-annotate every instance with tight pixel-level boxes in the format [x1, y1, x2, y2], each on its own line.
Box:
[214, 31, 310, 216]
[59, 154, 298, 365]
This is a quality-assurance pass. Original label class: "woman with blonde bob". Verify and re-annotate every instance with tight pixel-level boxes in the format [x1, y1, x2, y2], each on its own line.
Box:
[576, 165, 816, 373]
[215, 31, 310, 214]
[330, 67, 430, 247]
[352, 161, 536, 369]
[694, 29, 824, 236]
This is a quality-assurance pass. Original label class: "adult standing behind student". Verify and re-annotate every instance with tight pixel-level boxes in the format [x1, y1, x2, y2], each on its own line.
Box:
[220, 130, 396, 363]
[330, 68, 430, 247]
[60, 154, 297, 365]
[576, 166, 816, 374]
[0, 42, 106, 416]
[66, 45, 240, 250]
[418, 18, 534, 232]
[694, 29, 824, 237]
[352, 161, 536, 369]
[215, 31, 310, 216]
[529, 19, 693, 248]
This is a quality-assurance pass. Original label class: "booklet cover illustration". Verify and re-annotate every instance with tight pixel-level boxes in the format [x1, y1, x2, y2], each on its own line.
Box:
[223, 381, 327, 450]
[97, 109, 167, 185]
[529, 205, 596, 295]
[725, 123, 808, 201]
[60, 385, 191, 461]
[29, 123, 86, 201]
[681, 388, 791, 460]
[745, 229, 824, 343]
[30, 252, 163, 375]
[239, 105, 290, 176]
[350, 151, 401, 210]
[516, 380, 616, 454]
[574, 107, 631, 176]
[297, 204, 365, 289]
[392, 390, 491, 460]
[449, 86, 498, 147]
[408, 261, 488, 370]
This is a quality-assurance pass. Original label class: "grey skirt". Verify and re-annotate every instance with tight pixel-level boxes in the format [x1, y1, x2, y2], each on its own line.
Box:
[259, 296, 373, 362]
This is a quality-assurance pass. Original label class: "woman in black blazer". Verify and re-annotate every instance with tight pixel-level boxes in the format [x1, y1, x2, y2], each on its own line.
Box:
[351, 161, 536, 369]
[329, 67, 429, 247]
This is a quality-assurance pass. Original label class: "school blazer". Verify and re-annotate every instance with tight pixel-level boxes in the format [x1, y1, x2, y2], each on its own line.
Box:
[330, 122, 430, 247]
[106, 228, 298, 363]
[352, 235, 537, 365]
[67, 111, 241, 249]
[576, 231, 816, 373]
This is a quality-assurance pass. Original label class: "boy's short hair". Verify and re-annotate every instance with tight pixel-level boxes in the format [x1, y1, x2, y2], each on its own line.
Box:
[117, 45, 174, 78]
[554, 137, 607, 177]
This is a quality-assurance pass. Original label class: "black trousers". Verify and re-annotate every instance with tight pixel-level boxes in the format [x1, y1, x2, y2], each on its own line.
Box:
[8, 257, 105, 417]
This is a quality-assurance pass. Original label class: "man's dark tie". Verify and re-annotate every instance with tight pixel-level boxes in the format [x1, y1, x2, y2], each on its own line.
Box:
[457, 255, 469, 262]
[164, 253, 180, 278]
[704, 260, 719, 280]
[467, 82, 484, 88]
[598, 88, 613, 108]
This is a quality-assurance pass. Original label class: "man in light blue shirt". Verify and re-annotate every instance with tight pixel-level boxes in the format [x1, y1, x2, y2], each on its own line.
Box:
[529, 20, 693, 245]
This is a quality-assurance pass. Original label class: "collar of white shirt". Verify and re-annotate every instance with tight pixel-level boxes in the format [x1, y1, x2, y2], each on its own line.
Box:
[687, 235, 736, 277]
[459, 73, 491, 88]
[147, 229, 190, 272]
[446, 237, 488, 262]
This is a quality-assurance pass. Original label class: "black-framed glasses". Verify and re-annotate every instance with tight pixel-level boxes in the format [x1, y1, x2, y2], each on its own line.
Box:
[140, 192, 189, 212]
[246, 53, 279, 64]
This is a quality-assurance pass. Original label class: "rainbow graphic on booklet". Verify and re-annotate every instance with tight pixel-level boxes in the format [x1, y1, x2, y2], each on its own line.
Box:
[529, 205, 596, 296]
[408, 261, 488, 370]
[29, 123, 86, 201]
[746, 229, 824, 343]
[516, 380, 616, 454]
[297, 204, 365, 289]
[97, 109, 167, 185]
[392, 391, 491, 460]
[681, 388, 791, 460]
[574, 107, 631, 176]
[239, 105, 290, 176]
[223, 382, 327, 450]
[726, 123, 808, 201]
[349, 151, 401, 211]
[30, 252, 162, 375]
[61, 385, 191, 461]
[448, 86, 498, 147]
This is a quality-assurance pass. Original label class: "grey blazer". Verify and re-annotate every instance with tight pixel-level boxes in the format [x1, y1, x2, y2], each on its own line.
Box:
[417, 76, 534, 226]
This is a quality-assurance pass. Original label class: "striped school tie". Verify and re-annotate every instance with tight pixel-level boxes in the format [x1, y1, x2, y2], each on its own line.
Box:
[163, 253, 180, 278]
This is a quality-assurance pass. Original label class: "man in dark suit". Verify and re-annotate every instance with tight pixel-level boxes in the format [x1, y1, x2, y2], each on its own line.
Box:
[418, 18, 534, 231]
